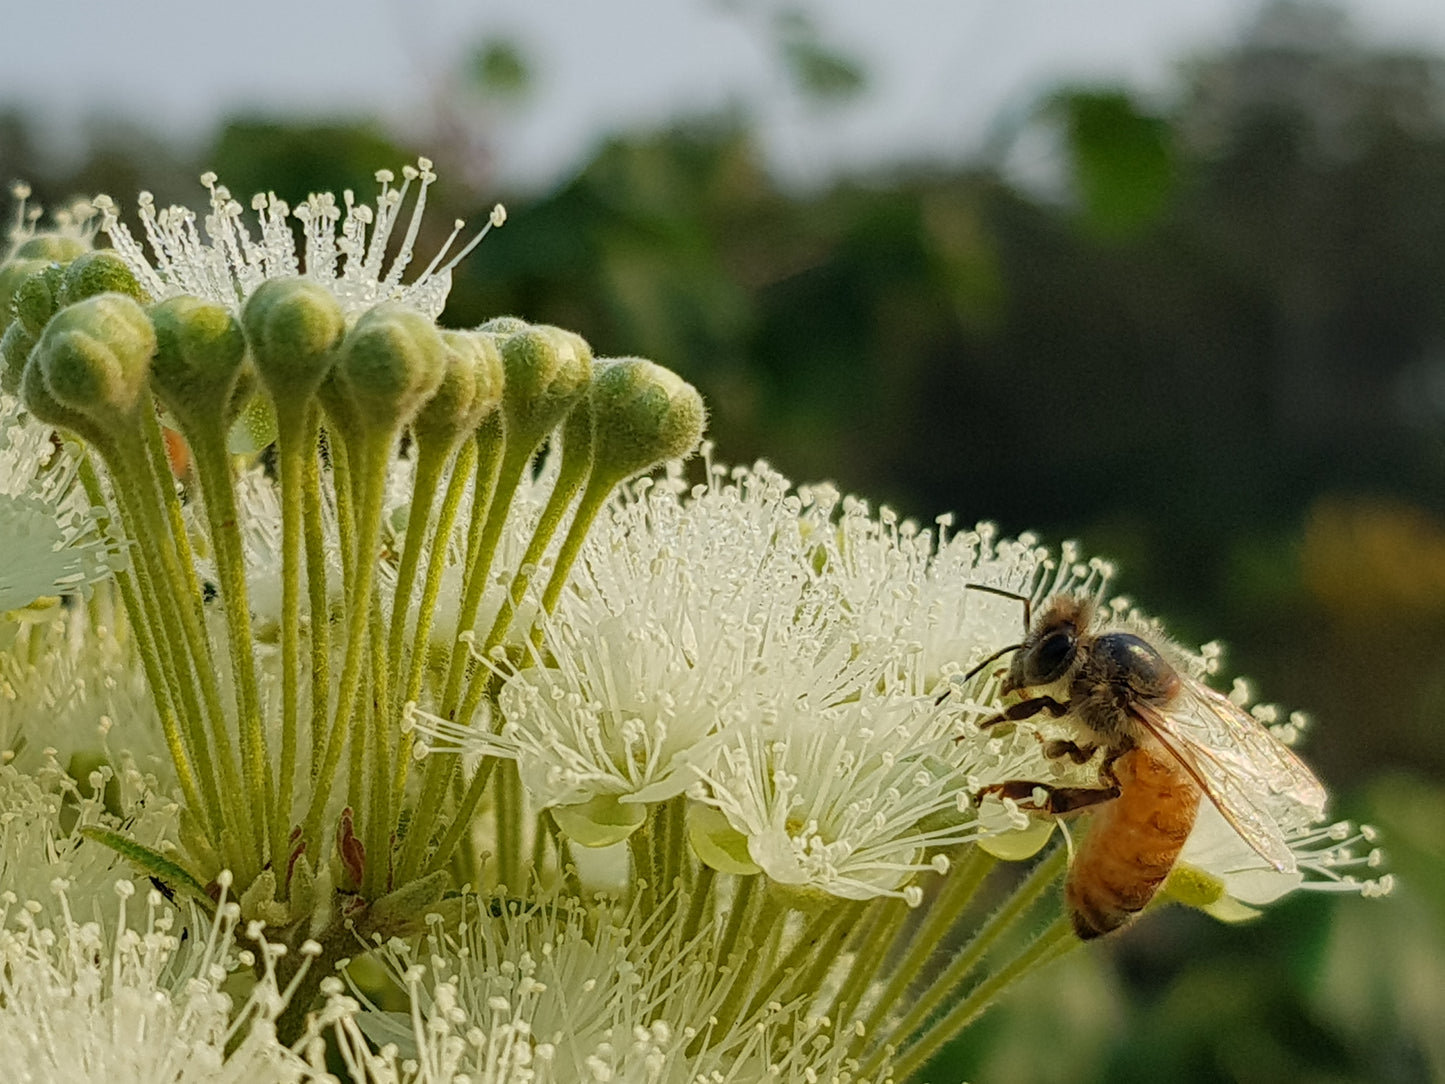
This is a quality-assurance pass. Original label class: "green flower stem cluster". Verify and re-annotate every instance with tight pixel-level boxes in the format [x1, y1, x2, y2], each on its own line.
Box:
[0, 246, 706, 946]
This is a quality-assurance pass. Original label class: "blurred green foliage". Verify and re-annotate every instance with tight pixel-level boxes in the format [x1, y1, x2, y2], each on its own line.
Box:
[2, 2, 1442, 1079]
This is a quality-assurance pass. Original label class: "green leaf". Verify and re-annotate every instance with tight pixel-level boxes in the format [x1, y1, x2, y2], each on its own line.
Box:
[79, 824, 214, 912]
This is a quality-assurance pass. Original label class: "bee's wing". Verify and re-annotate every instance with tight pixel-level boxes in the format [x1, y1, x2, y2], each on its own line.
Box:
[1131, 682, 1325, 873]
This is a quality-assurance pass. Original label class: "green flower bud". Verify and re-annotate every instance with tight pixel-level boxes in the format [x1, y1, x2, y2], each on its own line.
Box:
[0, 258, 49, 324]
[29, 293, 156, 431]
[411, 329, 485, 451]
[240, 277, 345, 411]
[149, 296, 248, 430]
[470, 330, 505, 423]
[57, 251, 147, 309]
[0, 320, 37, 395]
[475, 315, 529, 336]
[14, 263, 66, 337]
[499, 324, 593, 449]
[335, 303, 446, 431]
[13, 235, 87, 262]
[19, 333, 107, 446]
[588, 358, 706, 484]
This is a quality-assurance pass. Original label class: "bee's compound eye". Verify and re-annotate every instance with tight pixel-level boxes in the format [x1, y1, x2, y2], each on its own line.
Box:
[1028, 629, 1075, 684]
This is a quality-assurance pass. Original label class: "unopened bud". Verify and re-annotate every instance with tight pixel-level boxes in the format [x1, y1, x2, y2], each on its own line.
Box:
[14, 263, 66, 337]
[58, 251, 147, 309]
[411, 329, 488, 451]
[499, 325, 592, 450]
[0, 258, 49, 325]
[475, 315, 529, 336]
[149, 296, 248, 430]
[241, 278, 345, 411]
[334, 303, 446, 431]
[12, 235, 87, 263]
[19, 346, 103, 444]
[0, 321, 37, 394]
[588, 358, 705, 485]
[26, 293, 155, 433]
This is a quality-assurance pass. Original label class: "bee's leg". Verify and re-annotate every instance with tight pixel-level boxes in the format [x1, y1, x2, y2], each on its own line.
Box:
[1042, 739, 1098, 764]
[974, 779, 1120, 814]
[976, 695, 1071, 730]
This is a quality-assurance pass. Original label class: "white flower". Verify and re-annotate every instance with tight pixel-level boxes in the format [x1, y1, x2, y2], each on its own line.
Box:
[0, 760, 176, 925]
[95, 160, 505, 320]
[341, 891, 886, 1083]
[694, 673, 1024, 904]
[470, 462, 852, 829]
[0, 877, 317, 1084]
[0, 601, 169, 779]
[0, 393, 113, 613]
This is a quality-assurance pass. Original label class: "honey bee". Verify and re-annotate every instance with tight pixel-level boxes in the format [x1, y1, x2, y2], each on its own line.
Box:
[971, 594, 1326, 939]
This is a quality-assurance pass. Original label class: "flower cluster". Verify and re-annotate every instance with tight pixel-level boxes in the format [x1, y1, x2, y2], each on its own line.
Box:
[0, 165, 1389, 1082]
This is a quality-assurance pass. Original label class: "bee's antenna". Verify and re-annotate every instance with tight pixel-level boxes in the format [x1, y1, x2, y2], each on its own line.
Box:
[964, 582, 1032, 629]
[960, 642, 1024, 683]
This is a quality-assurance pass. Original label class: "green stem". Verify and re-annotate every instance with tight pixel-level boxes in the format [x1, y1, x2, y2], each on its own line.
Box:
[384, 440, 448, 690]
[630, 818, 658, 916]
[864, 846, 1067, 1071]
[303, 418, 331, 778]
[885, 914, 1076, 1083]
[303, 432, 392, 851]
[393, 438, 479, 803]
[77, 458, 208, 829]
[364, 578, 392, 897]
[679, 863, 717, 949]
[859, 845, 997, 1046]
[114, 434, 254, 869]
[394, 754, 455, 884]
[268, 409, 311, 869]
[422, 757, 499, 878]
[535, 472, 617, 622]
[438, 416, 512, 718]
[747, 903, 856, 1020]
[188, 431, 273, 865]
[478, 453, 584, 656]
[140, 409, 212, 664]
[829, 898, 901, 1032]
[494, 759, 523, 890]
[709, 884, 786, 1042]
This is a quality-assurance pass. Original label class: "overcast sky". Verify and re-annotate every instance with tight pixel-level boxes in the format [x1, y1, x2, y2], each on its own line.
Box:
[6, 0, 1445, 188]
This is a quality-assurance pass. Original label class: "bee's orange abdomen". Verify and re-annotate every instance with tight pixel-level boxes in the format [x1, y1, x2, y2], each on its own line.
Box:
[1065, 746, 1201, 939]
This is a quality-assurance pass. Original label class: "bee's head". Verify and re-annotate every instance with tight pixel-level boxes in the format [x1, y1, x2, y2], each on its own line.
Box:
[1003, 594, 1091, 693]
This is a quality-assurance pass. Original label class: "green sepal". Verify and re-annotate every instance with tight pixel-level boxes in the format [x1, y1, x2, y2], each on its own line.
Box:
[361, 869, 451, 940]
[79, 824, 214, 914]
[239, 867, 293, 928]
[498, 324, 593, 450]
[552, 792, 648, 848]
